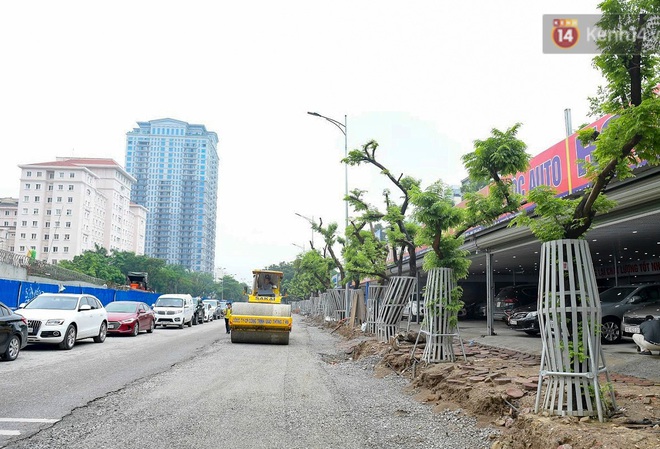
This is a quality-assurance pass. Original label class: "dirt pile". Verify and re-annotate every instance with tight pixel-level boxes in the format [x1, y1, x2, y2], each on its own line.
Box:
[316, 318, 660, 449]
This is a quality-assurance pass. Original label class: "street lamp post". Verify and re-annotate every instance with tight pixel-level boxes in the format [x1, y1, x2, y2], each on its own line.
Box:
[307, 111, 350, 319]
[294, 212, 314, 247]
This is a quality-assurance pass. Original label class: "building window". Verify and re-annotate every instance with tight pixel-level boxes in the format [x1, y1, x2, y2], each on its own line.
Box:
[54, 234, 59, 240]
[58, 185, 63, 190]
[55, 221, 60, 227]
[23, 196, 29, 202]
[24, 183, 30, 189]
[66, 210, 72, 216]
[22, 208, 27, 214]
[36, 171, 42, 177]
[34, 196, 40, 202]
[33, 209, 38, 215]
[67, 197, 73, 203]
[19, 246, 25, 252]
[59, 172, 64, 178]
[31, 233, 36, 239]
[32, 221, 37, 227]
[56, 209, 61, 215]
[48, 185, 53, 191]
[26, 171, 32, 177]
[52, 247, 58, 253]
[3, 221, 7, 226]
[45, 222, 50, 228]
[63, 247, 69, 253]
[65, 222, 71, 228]
[46, 210, 51, 216]
[3, 211, 8, 216]
[47, 198, 52, 203]
[44, 234, 49, 240]
[56, 197, 62, 202]
[69, 173, 74, 178]
[43, 247, 49, 253]
[64, 234, 70, 240]
[68, 185, 74, 191]
[21, 221, 27, 226]
[20, 233, 25, 239]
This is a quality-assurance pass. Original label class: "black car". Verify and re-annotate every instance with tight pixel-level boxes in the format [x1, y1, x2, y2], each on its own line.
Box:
[492, 284, 538, 321]
[600, 284, 660, 343]
[0, 301, 28, 361]
[507, 304, 540, 335]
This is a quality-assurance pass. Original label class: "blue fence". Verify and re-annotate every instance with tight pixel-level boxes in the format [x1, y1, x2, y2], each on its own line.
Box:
[0, 279, 161, 309]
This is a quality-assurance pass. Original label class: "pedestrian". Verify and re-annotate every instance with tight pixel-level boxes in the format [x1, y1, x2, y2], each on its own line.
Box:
[224, 302, 232, 334]
[632, 315, 660, 355]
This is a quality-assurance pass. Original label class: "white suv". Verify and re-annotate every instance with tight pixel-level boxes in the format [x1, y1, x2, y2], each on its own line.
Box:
[16, 293, 108, 350]
[153, 294, 194, 329]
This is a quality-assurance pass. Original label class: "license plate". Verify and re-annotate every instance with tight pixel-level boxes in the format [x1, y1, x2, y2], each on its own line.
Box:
[624, 326, 639, 334]
[509, 320, 517, 326]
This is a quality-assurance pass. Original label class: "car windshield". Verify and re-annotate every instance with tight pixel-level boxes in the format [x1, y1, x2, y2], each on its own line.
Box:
[25, 295, 78, 310]
[155, 298, 183, 307]
[600, 287, 637, 303]
[105, 302, 138, 313]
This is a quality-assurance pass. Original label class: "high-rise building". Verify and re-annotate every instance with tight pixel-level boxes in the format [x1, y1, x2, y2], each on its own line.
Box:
[125, 118, 219, 273]
[15, 158, 146, 263]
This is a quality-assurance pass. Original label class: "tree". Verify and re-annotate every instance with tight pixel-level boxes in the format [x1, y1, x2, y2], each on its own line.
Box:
[343, 140, 421, 278]
[58, 244, 125, 284]
[287, 250, 335, 299]
[513, 0, 660, 241]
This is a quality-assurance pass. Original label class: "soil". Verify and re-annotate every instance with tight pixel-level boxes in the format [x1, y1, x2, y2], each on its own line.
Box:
[324, 319, 660, 449]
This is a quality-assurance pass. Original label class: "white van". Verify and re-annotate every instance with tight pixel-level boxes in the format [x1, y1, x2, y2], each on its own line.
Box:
[153, 294, 194, 329]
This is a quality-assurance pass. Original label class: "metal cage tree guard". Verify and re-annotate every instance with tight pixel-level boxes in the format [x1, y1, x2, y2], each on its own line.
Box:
[375, 276, 417, 343]
[534, 239, 617, 422]
[412, 268, 466, 363]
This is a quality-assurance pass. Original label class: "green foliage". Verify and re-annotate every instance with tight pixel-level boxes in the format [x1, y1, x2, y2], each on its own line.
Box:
[58, 245, 125, 284]
[287, 250, 335, 299]
[510, 186, 616, 242]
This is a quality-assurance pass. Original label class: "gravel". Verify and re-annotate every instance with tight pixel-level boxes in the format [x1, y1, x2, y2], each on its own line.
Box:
[7, 317, 498, 449]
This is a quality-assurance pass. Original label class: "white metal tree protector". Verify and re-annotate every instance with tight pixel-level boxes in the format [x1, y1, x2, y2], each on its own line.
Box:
[376, 276, 417, 343]
[365, 284, 387, 334]
[534, 239, 617, 422]
[412, 268, 467, 363]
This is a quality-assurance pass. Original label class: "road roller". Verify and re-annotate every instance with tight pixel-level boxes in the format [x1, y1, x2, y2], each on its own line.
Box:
[229, 270, 292, 344]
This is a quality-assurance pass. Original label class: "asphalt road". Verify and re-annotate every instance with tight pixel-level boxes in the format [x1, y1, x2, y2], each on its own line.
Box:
[0, 318, 225, 447]
[1, 315, 497, 449]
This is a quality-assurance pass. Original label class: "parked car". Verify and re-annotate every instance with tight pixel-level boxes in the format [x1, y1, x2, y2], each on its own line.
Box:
[192, 297, 205, 325]
[600, 284, 660, 343]
[622, 302, 660, 338]
[492, 284, 538, 321]
[106, 301, 156, 336]
[203, 299, 221, 320]
[507, 304, 540, 336]
[15, 293, 108, 350]
[0, 301, 28, 361]
[153, 294, 194, 329]
[402, 298, 425, 321]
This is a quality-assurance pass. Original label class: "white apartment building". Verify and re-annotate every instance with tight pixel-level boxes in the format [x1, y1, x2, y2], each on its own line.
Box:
[15, 158, 147, 264]
[0, 198, 18, 252]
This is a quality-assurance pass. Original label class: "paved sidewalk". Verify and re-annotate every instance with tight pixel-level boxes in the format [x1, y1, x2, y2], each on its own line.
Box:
[400, 318, 659, 382]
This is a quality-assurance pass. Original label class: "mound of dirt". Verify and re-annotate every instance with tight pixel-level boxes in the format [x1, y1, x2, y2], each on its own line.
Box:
[314, 318, 660, 449]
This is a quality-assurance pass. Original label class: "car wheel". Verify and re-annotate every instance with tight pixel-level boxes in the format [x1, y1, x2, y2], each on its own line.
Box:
[2, 335, 21, 361]
[93, 322, 107, 343]
[131, 322, 140, 337]
[146, 320, 155, 333]
[187, 317, 193, 327]
[59, 325, 76, 350]
[601, 318, 621, 343]
[180, 320, 185, 329]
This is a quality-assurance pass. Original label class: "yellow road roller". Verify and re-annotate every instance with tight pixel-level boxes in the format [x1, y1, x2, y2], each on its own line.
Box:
[229, 270, 292, 344]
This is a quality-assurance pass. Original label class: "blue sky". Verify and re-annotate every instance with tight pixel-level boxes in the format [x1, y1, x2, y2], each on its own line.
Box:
[0, 0, 606, 282]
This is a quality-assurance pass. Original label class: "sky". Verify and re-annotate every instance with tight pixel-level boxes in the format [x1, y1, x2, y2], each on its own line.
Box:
[0, 0, 608, 284]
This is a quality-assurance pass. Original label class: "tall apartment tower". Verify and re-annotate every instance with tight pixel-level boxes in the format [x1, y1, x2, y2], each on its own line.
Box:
[125, 118, 219, 273]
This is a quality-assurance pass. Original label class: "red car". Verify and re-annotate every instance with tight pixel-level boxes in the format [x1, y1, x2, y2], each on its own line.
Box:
[106, 301, 156, 336]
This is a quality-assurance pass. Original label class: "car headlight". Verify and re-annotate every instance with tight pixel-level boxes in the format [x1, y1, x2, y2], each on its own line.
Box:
[121, 318, 136, 324]
[526, 311, 538, 318]
[46, 319, 65, 326]
[176, 309, 183, 314]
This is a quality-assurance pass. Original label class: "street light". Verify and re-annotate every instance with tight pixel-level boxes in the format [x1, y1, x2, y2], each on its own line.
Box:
[294, 212, 315, 247]
[307, 111, 350, 319]
[292, 242, 306, 252]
